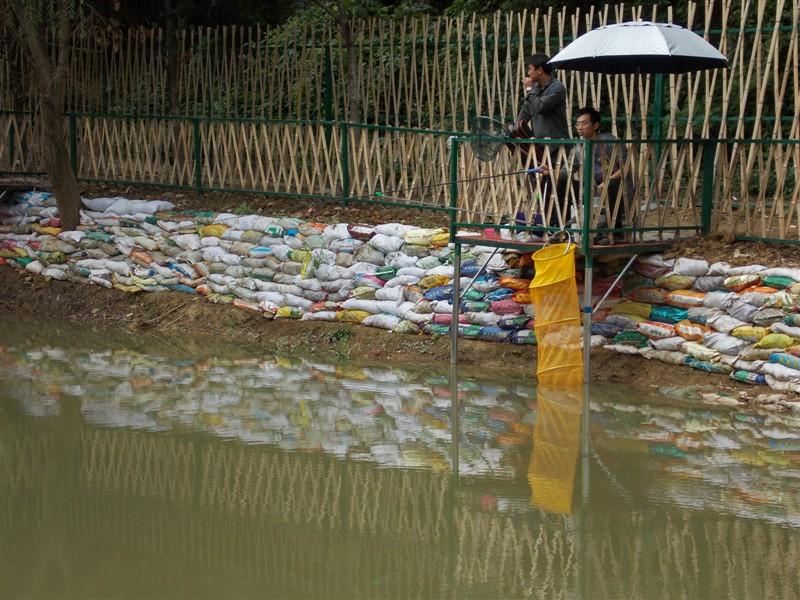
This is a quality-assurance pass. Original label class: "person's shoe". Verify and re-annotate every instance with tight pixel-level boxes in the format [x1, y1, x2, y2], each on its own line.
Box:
[594, 236, 610, 246]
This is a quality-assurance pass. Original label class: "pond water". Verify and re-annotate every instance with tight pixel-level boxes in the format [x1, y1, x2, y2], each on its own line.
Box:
[1, 316, 800, 599]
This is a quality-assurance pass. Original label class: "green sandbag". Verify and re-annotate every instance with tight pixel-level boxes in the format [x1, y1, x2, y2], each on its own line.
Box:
[373, 265, 397, 281]
[762, 275, 795, 289]
[649, 305, 688, 324]
[612, 330, 649, 348]
[683, 355, 732, 374]
[85, 230, 113, 243]
[463, 288, 485, 301]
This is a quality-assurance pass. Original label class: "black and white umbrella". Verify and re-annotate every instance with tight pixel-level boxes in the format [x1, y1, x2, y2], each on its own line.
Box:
[548, 21, 727, 74]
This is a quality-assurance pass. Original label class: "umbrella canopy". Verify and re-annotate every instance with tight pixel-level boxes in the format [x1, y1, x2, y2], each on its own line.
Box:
[548, 21, 727, 74]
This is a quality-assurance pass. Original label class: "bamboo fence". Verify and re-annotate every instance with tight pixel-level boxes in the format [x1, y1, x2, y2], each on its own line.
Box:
[0, 0, 798, 240]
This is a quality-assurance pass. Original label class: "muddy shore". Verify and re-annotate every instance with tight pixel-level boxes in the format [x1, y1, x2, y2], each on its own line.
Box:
[4, 183, 800, 403]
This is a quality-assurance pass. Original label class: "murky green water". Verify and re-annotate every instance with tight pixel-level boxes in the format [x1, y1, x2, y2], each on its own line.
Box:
[2, 317, 800, 599]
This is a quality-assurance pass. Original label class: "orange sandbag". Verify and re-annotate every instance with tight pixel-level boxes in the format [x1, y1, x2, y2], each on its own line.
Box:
[674, 319, 708, 341]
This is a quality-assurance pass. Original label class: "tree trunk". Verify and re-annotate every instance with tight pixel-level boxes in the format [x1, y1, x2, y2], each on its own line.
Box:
[40, 96, 81, 231]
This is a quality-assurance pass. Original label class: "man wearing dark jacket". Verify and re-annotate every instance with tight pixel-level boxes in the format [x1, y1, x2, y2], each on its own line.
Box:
[510, 53, 571, 232]
[515, 53, 569, 141]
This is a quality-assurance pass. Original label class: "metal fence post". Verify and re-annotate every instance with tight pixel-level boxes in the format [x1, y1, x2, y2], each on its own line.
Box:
[68, 112, 78, 175]
[701, 140, 715, 235]
[324, 45, 334, 144]
[581, 139, 593, 254]
[192, 117, 203, 196]
[340, 122, 350, 204]
[448, 136, 459, 243]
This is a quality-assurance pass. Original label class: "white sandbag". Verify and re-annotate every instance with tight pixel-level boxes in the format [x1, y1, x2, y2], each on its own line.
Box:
[257, 300, 280, 314]
[385, 252, 419, 269]
[727, 264, 767, 275]
[363, 314, 401, 330]
[375, 286, 404, 302]
[223, 265, 248, 278]
[310, 248, 336, 266]
[433, 300, 454, 314]
[232, 215, 273, 231]
[353, 244, 385, 265]
[681, 341, 720, 362]
[763, 375, 800, 393]
[480, 253, 508, 272]
[200, 236, 221, 247]
[374, 223, 417, 237]
[706, 313, 747, 333]
[650, 336, 686, 351]
[24, 260, 44, 274]
[396, 266, 426, 278]
[315, 264, 348, 282]
[637, 254, 674, 268]
[295, 278, 323, 292]
[702, 332, 750, 355]
[302, 290, 327, 302]
[345, 262, 379, 277]
[732, 358, 765, 372]
[328, 238, 362, 253]
[283, 236, 304, 250]
[335, 252, 354, 268]
[692, 276, 725, 292]
[219, 252, 242, 266]
[43, 266, 67, 280]
[172, 234, 201, 251]
[426, 265, 456, 278]
[369, 233, 404, 254]
[201, 246, 227, 261]
[708, 261, 732, 276]
[466, 312, 501, 327]
[606, 344, 645, 355]
[272, 283, 304, 296]
[341, 298, 381, 313]
[703, 290, 735, 309]
[283, 294, 313, 309]
[760, 362, 800, 382]
[726, 298, 759, 322]
[384, 275, 420, 288]
[643, 349, 686, 365]
[770, 322, 800, 338]
[323, 223, 351, 240]
[404, 310, 433, 324]
[301, 311, 338, 321]
[269, 244, 292, 261]
[320, 279, 353, 293]
[89, 274, 113, 288]
[208, 273, 237, 285]
[58, 230, 86, 244]
[233, 287, 258, 301]
[673, 257, 709, 277]
[759, 267, 800, 282]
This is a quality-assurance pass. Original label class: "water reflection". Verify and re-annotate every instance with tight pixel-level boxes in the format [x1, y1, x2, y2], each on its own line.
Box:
[2, 319, 800, 598]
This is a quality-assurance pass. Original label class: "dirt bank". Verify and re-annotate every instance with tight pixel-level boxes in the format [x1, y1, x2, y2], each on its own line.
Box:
[4, 183, 798, 403]
[0, 265, 745, 401]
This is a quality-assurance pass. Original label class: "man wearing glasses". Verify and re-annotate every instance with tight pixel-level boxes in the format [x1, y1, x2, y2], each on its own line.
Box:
[573, 107, 631, 244]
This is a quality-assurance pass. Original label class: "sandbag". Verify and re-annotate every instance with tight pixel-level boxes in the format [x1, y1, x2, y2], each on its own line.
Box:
[666, 290, 705, 308]
[755, 333, 796, 349]
[672, 257, 708, 277]
[674, 320, 708, 341]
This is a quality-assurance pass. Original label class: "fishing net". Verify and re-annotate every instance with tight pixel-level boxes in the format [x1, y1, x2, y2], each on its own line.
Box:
[527, 240, 584, 514]
[469, 116, 508, 162]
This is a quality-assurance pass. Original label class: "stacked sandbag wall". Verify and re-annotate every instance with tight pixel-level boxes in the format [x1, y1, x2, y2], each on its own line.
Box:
[598, 255, 800, 395]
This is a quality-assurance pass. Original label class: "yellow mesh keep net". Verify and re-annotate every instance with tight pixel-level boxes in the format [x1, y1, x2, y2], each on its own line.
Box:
[527, 241, 584, 514]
